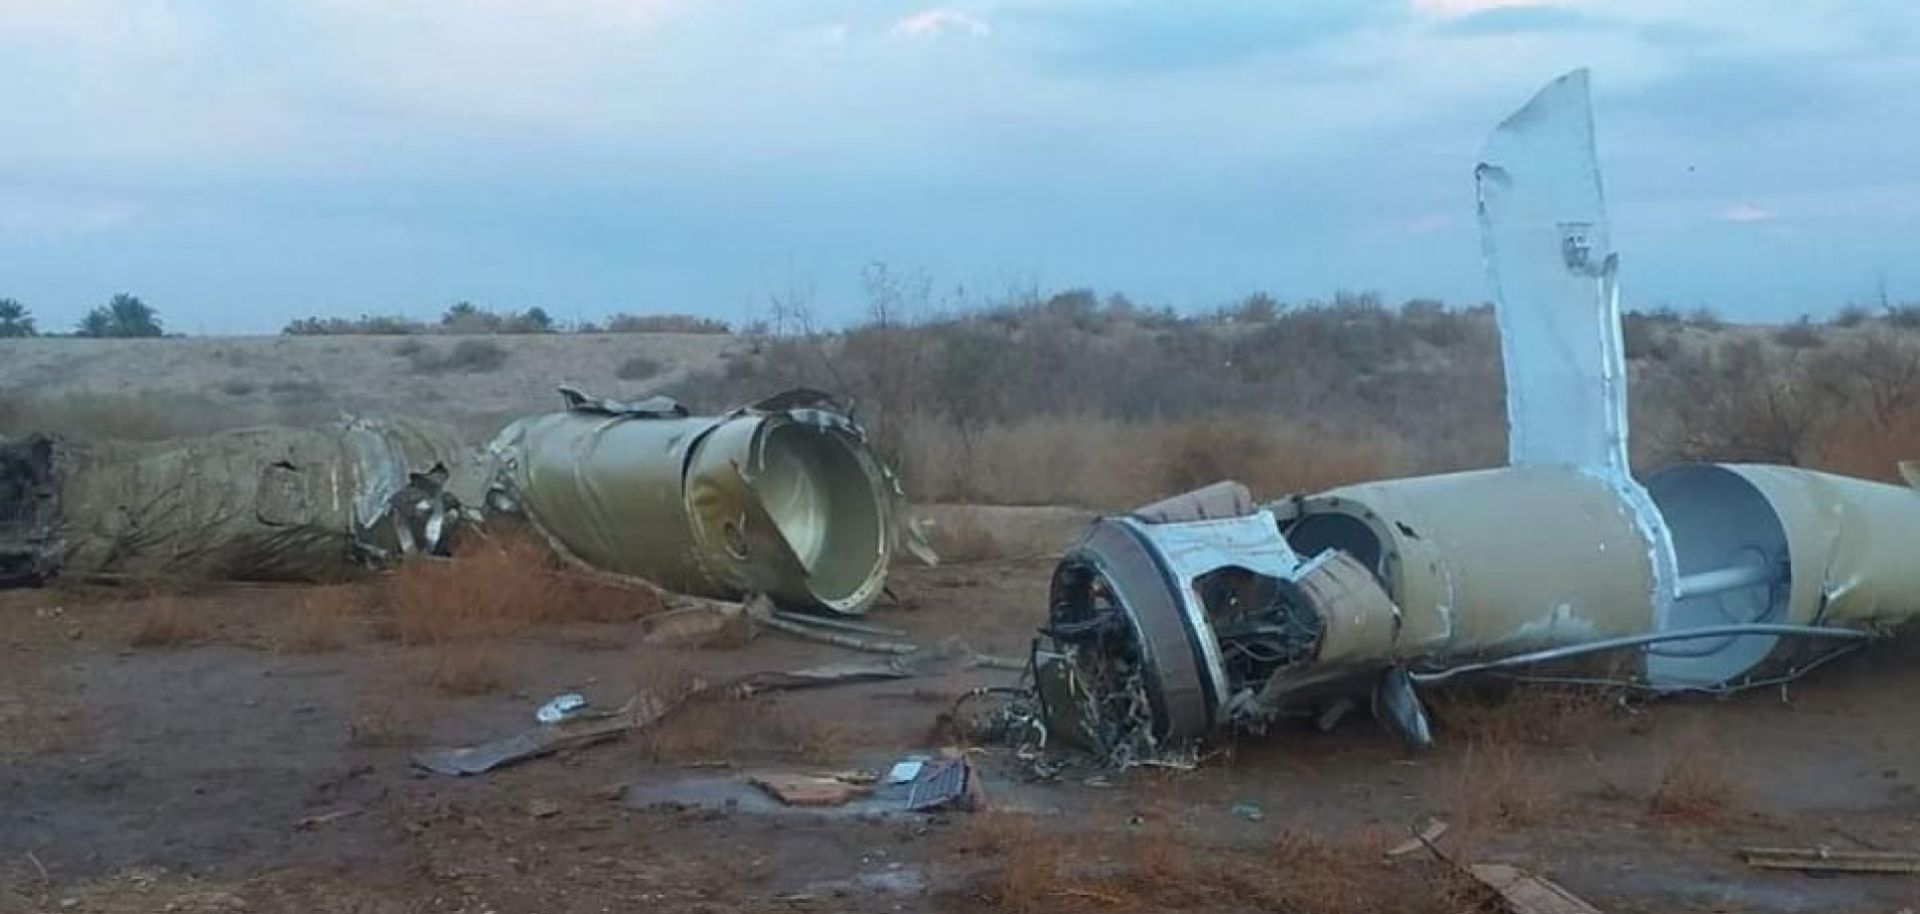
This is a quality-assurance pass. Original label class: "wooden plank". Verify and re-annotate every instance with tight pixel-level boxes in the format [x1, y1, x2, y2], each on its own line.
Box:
[1468, 864, 1604, 914]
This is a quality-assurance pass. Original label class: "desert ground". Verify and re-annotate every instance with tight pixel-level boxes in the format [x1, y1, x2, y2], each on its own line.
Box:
[8, 549, 1920, 914]
[8, 318, 1920, 913]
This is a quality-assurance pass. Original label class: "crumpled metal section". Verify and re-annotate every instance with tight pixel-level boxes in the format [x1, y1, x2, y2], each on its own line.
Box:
[1026, 69, 1920, 763]
[1040, 486, 1429, 762]
[12, 417, 464, 584]
[479, 387, 931, 616]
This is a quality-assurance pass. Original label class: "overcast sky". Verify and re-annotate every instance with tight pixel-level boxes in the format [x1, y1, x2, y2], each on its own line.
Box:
[2, 0, 1916, 333]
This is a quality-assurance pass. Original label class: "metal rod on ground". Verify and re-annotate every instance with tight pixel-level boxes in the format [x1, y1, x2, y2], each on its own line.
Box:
[767, 609, 909, 638]
[755, 613, 920, 655]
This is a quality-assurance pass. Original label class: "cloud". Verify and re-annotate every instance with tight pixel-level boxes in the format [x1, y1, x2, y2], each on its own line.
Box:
[1438, 5, 1601, 34]
[1411, 0, 1574, 20]
[1718, 203, 1775, 223]
[889, 8, 990, 40]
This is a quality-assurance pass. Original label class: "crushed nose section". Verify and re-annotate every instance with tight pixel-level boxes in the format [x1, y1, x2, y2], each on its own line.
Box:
[1037, 488, 1409, 764]
[0, 435, 60, 587]
[483, 387, 925, 615]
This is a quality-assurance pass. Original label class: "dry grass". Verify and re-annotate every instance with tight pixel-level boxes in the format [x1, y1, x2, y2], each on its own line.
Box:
[130, 596, 207, 648]
[1431, 684, 1619, 749]
[1812, 405, 1920, 483]
[1651, 734, 1741, 824]
[1448, 738, 1553, 832]
[386, 532, 664, 645]
[279, 585, 363, 653]
[895, 413, 1404, 509]
[429, 642, 507, 696]
[957, 811, 1482, 914]
[639, 697, 756, 762]
[1265, 827, 1409, 914]
[966, 812, 1065, 913]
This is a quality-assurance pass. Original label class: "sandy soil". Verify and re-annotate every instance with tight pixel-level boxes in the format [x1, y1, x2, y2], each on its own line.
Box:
[0, 334, 743, 438]
[6, 556, 1920, 913]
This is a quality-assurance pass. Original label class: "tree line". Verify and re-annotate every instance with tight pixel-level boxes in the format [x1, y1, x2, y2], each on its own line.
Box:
[0, 294, 163, 338]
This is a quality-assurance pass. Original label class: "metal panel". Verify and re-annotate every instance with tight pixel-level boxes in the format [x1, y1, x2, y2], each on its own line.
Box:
[1285, 465, 1658, 662]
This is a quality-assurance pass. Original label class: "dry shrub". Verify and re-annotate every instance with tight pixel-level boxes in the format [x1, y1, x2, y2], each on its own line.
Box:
[957, 811, 1479, 914]
[430, 642, 507, 696]
[968, 812, 1064, 914]
[895, 413, 1404, 509]
[1651, 736, 1740, 824]
[280, 585, 362, 653]
[1266, 827, 1400, 914]
[387, 533, 662, 644]
[1152, 417, 1399, 502]
[130, 596, 206, 648]
[1431, 684, 1618, 749]
[1812, 404, 1920, 483]
[634, 665, 753, 762]
[1449, 738, 1552, 831]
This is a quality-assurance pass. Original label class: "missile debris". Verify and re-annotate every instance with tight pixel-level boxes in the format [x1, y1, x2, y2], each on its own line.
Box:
[1028, 69, 1920, 764]
[0, 387, 932, 616]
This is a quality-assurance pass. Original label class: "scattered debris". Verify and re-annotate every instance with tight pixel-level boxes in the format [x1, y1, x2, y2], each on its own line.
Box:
[1739, 846, 1920, 875]
[750, 595, 920, 654]
[749, 750, 977, 813]
[903, 753, 975, 812]
[1467, 864, 1604, 914]
[534, 693, 588, 724]
[728, 659, 914, 696]
[414, 688, 697, 776]
[887, 759, 925, 784]
[750, 774, 871, 808]
[1385, 820, 1451, 859]
[295, 808, 360, 830]
[526, 798, 561, 819]
[416, 660, 916, 776]
[1230, 801, 1265, 823]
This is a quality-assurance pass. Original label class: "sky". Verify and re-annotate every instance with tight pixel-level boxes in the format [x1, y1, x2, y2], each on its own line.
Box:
[2, 0, 1917, 334]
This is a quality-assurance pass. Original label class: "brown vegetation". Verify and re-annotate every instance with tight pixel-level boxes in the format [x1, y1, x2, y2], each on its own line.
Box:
[1650, 733, 1741, 824]
[429, 642, 508, 696]
[1431, 684, 1620, 749]
[279, 585, 363, 653]
[15, 288, 1920, 513]
[957, 809, 1484, 914]
[130, 596, 207, 648]
[1451, 738, 1553, 830]
[385, 532, 662, 645]
[384, 532, 663, 694]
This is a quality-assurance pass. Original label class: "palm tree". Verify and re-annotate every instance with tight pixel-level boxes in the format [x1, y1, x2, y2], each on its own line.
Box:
[0, 298, 35, 337]
[75, 293, 163, 338]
